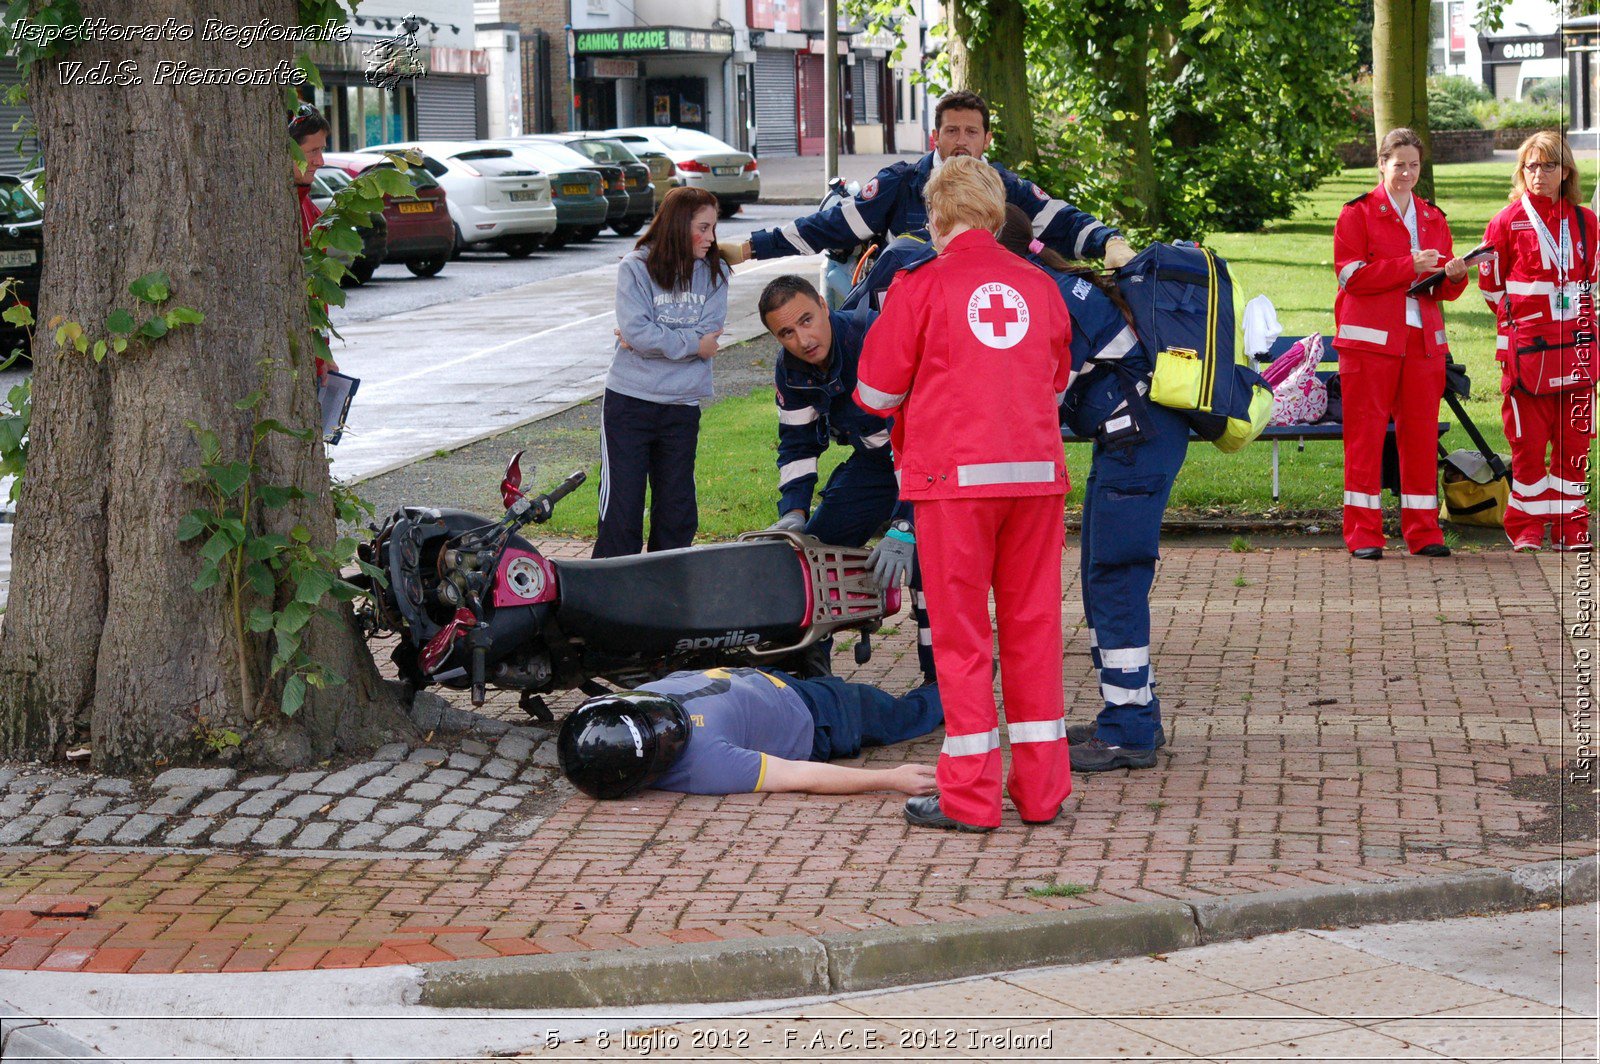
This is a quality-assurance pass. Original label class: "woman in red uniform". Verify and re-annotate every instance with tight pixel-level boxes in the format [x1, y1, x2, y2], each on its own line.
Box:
[854, 156, 1073, 832]
[1333, 128, 1468, 560]
[1478, 132, 1596, 552]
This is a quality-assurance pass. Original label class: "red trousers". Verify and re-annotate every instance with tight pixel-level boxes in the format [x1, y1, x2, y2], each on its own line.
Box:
[1339, 330, 1446, 552]
[1502, 384, 1594, 547]
[915, 495, 1071, 827]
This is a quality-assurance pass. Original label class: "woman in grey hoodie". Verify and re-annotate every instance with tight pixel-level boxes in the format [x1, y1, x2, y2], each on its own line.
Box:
[594, 186, 732, 558]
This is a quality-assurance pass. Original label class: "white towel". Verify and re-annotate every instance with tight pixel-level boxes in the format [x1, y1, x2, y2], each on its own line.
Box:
[1243, 294, 1283, 358]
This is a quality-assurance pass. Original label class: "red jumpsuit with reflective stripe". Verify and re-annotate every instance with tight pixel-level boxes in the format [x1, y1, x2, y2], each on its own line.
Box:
[1332, 186, 1467, 552]
[1479, 195, 1597, 549]
[855, 228, 1072, 827]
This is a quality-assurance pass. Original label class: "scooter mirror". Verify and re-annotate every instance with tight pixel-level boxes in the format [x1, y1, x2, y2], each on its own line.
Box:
[500, 450, 525, 510]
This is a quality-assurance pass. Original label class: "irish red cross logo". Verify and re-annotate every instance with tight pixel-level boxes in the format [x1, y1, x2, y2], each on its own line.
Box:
[966, 282, 1030, 349]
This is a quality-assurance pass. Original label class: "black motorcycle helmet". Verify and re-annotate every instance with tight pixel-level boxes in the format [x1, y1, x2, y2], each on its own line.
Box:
[557, 691, 692, 800]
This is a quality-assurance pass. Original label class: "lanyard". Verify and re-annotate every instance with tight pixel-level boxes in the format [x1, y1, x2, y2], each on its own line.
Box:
[1520, 194, 1571, 282]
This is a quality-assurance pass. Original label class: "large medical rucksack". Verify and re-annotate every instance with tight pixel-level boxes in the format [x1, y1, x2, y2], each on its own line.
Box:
[1116, 242, 1273, 452]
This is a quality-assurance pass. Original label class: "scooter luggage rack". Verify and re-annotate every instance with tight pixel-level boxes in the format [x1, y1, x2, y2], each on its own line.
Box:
[736, 529, 885, 661]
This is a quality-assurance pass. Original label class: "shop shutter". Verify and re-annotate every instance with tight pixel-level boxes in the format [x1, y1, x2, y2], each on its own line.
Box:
[862, 59, 881, 124]
[416, 75, 480, 140]
[796, 52, 825, 155]
[754, 49, 798, 158]
[850, 61, 867, 123]
[0, 58, 38, 170]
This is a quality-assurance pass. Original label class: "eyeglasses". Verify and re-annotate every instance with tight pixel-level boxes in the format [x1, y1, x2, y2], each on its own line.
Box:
[1524, 161, 1563, 174]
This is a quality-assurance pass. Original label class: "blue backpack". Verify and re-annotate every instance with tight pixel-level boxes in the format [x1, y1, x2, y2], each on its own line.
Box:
[1116, 242, 1273, 452]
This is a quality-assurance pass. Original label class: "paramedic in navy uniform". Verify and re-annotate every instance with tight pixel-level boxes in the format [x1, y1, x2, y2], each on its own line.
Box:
[556, 668, 944, 799]
[717, 90, 1137, 271]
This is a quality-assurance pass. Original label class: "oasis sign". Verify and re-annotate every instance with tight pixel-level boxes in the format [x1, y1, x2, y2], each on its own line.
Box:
[574, 26, 733, 55]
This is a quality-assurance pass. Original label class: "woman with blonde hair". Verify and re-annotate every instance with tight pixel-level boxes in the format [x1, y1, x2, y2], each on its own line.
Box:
[1332, 127, 1469, 560]
[854, 156, 1074, 832]
[1478, 131, 1596, 551]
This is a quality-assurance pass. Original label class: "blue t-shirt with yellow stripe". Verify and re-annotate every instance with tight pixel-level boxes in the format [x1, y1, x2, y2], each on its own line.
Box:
[643, 668, 814, 794]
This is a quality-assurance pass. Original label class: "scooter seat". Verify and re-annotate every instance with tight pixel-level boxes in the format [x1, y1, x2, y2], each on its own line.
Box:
[552, 541, 807, 656]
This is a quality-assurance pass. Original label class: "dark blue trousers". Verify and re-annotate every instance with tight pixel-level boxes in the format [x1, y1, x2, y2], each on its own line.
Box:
[773, 672, 945, 762]
[803, 451, 935, 680]
[1080, 401, 1189, 750]
[594, 389, 700, 559]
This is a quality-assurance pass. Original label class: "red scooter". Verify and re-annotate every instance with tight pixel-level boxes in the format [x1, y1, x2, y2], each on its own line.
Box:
[358, 453, 899, 719]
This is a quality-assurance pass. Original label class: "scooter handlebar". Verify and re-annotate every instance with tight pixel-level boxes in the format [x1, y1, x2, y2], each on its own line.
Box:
[517, 470, 588, 526]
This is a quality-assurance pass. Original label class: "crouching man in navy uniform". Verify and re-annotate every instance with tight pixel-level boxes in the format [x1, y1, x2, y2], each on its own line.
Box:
[719, 90, 1135, 272]
[759, 274, 935, 683]
[557, 667, 943, 799]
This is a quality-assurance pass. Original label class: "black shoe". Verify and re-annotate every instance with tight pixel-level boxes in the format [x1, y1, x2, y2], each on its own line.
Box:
[1352, 547, 1384, 561]
[1070, 738, 1158, 773]
[1414, 543, 1451, 558]
[1065, 721, 1167, 749]
[1021, 805, 1063, 826]
[903, 794, 993, 833]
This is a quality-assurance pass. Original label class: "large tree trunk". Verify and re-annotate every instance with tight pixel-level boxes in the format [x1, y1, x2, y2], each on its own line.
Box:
[0, 0, 415, 772]
[1096, 21, 1162, 233]
[1372, 0, 1432, 197]
[947, 0, 1037, 166]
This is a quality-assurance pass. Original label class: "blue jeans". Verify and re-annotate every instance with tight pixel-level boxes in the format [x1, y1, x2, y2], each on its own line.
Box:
[772, 673, 945, 762]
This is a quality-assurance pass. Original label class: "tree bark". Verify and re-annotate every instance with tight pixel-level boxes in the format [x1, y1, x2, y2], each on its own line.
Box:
[1372, 0, 1432, 197]
[1096, 20, 1162, 233]
[0, 0, 415, 772]
[947, 0, 1037, 166]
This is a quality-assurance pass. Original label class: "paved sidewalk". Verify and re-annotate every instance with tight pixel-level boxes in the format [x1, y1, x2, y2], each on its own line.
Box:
[0, 540, 1591, 977]
[755, 152, 923, 203]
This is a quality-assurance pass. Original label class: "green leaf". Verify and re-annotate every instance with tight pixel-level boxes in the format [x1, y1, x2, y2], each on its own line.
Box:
[104, 309, 135, 334]
[233, 390, 264, 411]
[277, 599, 313, 634]
[2, 304, 33, 327]
[137, 315, 169, 340]
[294, 568, 333, 605]
[175, 512, 207, 542]
[289, 524, 311, 544]
[199, 530, 234, 565]
[191, 565, 222, 592]
[211, 461, 251, 497]
[128, 271, 171, 304]
[167, 306, 204, 325]
[91, 339, 106, 362]
[281, 673, 306, 717]
[257, 484, 305, 509]
[246, 561, 274, 596]
[247, 606, 276, 633]
[112, 337, 128, 354]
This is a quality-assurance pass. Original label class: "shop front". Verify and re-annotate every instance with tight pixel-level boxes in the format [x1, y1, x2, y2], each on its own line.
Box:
[571, 26, 734, 138]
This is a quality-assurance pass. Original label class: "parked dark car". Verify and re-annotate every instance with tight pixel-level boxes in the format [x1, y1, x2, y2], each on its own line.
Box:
[0, 175, 41, 358]
[491, 141, 609, 248]
[323, 151, 455, 278]
[310, 166, 388, 285]
[530, 134, 654, 236]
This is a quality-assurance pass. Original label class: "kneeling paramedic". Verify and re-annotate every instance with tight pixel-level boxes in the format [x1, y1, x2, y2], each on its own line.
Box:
[557, 668, 943, 799]
[998, 206, 1183, 773]
[856, 156, 1073, 833]
[760, 274, 934, 682]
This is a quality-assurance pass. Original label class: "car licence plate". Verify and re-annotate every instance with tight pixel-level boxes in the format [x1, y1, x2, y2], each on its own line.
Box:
[398, 202, 433, 214]
[713, 166, 739, 176]
[0, 250, 35, 268]
[509, 190, 541, 202]
[561, 184, 589, 196]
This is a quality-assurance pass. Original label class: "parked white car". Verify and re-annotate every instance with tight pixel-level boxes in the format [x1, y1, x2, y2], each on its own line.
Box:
[365, 140, 557, 257]
[604, 127, 759, 217]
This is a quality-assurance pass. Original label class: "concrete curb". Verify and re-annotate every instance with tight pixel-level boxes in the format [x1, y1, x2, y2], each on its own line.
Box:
[1, 1001, 125, 1062]
[418, 855, 1597, 1010]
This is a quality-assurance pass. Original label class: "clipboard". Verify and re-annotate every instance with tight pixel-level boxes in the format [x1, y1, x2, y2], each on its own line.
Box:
[318, 371, 359, 446]
[1407, 242, 1494, 296]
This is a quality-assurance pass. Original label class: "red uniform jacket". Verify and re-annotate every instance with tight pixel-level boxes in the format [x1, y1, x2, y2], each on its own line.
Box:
[1479, 194, 1598, 355]
[1333, 184, 1466, 358]
[298, 184, 331, 381]
[853, 228, 1072, 500]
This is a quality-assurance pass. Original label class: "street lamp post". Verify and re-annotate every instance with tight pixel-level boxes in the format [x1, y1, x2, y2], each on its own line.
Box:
[825, 0, 839, 181]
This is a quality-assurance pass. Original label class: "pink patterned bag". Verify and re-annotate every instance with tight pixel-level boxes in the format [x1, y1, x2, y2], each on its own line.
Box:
[1265, 332, 1328, 426]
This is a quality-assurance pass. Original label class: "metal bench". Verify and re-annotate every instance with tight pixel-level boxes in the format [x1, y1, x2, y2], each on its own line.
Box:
[1061, 335, 1450, 503]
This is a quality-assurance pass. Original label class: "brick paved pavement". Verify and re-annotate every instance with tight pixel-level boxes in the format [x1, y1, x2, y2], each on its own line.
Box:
[0, 541, 1590, 975]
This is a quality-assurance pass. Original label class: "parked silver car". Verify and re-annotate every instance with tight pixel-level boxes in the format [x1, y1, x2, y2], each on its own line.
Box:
[365, 140, 557, 257]
[604, 127, 759, 218]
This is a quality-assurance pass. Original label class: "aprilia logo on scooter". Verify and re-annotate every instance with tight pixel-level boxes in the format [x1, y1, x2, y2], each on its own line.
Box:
[675, 630, 762, 652]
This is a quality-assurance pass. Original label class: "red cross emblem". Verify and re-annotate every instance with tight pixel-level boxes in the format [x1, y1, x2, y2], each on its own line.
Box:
[966, 282, 1030, 349]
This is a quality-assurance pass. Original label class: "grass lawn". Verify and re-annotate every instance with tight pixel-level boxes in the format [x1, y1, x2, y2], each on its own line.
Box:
[544, 161, 1595, 541]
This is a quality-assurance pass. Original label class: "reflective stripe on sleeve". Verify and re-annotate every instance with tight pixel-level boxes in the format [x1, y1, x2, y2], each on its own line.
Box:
[956, 461, 1058, 488]
[1073, 223, 1108, 259]
[1098, 325, 1139, 362]
[1337, 260, 1365, 287]
[1344, 490, 1382, 508]
[1008, 719, 1066, 744]
[1400, 493, 1438, 509]
[857, 381, 908, 410]
[861, 429, 891, 449]
[1483, 289, 1505, 304]
[776, 405, 819, 425]
[778, 457, 818, 486]
[781, 223, 817, 256]
[841, 199, 875, 241]
[1336, 323, 1388, 345]
[1032, 199, 1065, 237]
[1434, 330, 1447, 346]
[1055, 388, 1069, 404]
[941, 728, 1000, 758]
[1100, 646, 1150, 670]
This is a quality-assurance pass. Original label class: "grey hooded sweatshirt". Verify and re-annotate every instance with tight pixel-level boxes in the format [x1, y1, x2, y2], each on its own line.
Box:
[606, 249, 731, 405]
